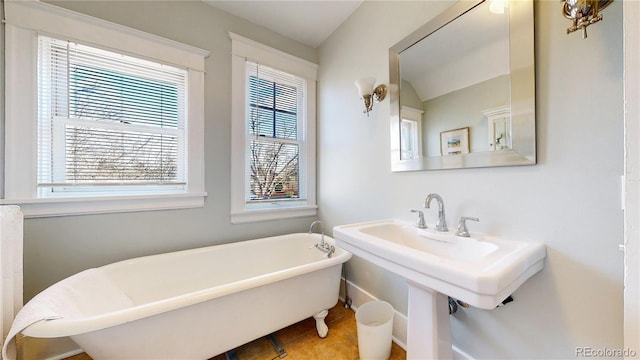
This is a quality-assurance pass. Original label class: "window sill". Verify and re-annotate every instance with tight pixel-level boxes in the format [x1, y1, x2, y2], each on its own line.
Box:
[230, 205, 317, 224]
[0, 192, 207, 218]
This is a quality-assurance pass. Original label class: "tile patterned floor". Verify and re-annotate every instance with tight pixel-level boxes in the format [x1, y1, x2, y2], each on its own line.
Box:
[64, 302, 406, 360]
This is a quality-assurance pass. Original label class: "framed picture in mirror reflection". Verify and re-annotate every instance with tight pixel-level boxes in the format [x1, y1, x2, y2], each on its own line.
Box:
[440, 127, 470, 156]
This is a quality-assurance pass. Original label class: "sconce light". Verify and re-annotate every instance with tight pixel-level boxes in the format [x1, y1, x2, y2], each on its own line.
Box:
[354, 77, 387, 116]
[563, 0, 613, 39]
[488, 0, 506, 14]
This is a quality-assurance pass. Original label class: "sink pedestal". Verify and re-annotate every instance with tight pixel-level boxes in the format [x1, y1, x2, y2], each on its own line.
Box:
[407, 281, 453, 360]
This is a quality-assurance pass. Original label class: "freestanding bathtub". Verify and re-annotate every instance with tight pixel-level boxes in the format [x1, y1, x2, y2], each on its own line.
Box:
[2, 232, 351, 359]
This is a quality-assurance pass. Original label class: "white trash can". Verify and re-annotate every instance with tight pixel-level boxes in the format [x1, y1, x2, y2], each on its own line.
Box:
[356, 300, 394, 360]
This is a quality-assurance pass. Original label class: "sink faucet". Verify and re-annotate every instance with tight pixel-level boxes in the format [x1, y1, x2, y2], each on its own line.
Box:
[424, 193, 448, 232]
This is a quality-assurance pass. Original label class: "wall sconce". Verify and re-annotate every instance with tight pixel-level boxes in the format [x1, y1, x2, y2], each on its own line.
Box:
[563, 0, 613, 39]
[354, 77, 387, 116]
[488, 0, 507, 14]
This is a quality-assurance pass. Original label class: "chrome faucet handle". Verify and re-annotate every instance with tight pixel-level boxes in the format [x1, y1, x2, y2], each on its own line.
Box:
[410, 210, 427, 229]
[455, 217, 479, 237]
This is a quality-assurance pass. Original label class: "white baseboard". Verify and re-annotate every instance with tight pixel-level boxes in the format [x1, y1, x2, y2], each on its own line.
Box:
[452, 345, 475, 360]
[339, 279, 409, 350]
[340, 279, 474, 360]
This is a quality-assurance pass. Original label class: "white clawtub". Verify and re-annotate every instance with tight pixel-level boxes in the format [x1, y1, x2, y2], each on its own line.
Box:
[3, 233, 351, 359]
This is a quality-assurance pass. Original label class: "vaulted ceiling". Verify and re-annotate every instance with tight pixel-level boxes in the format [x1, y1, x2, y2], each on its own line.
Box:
[202, 1, 363, 48]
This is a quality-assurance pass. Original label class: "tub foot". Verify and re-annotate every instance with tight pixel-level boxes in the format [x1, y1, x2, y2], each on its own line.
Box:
[313, 309, 329, 338]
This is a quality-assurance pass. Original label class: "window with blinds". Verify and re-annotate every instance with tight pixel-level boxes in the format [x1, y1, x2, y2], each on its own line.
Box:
[37, 36, 187, 195]
[246, 61, 305, 202]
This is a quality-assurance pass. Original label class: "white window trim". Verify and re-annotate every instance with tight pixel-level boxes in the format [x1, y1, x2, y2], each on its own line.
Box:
[401, 106, 424, 160]
[230, 33, 317, 224]
[2, 1, 209, 218]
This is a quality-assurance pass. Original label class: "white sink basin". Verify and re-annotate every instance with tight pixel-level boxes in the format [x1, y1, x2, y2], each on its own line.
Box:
[359, 222, 500, 262]
[334, 219, 546, 309]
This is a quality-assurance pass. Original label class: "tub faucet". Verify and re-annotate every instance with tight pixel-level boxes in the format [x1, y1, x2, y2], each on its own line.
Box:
[310, 221, 335, 258]
[425, 193, 448, 232]
[309, 220, 325, 246]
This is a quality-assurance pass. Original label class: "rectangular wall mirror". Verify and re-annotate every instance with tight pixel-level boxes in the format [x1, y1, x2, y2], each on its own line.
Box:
[389, 0, 535, 171]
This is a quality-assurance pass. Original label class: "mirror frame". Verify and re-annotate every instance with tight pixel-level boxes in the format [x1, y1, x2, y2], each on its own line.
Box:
[389, 0, 536, 171]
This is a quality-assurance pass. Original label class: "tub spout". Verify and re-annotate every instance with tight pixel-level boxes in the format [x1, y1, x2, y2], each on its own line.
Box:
[309, 220, 325, 246]
[310, 221, 335, 258]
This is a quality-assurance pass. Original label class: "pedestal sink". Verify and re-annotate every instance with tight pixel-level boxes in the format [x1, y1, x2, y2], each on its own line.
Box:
[333, 219, 546, 359]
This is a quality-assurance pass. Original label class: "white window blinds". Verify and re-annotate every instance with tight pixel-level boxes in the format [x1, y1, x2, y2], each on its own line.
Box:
[246, 61, 306, 202]
[37, 36, 187, 193]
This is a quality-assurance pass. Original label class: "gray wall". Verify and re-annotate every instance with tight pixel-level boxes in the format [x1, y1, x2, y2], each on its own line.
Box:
[5, 1, 318, 301]
[399, 80, 422, 109]
[318, 1, 623, 359]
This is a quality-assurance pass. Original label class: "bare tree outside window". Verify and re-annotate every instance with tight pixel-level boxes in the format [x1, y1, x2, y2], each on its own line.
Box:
[248, 75, 300, 200]
[249, 139, 299, 200]
[65, 63, 180, 184]
[66, 126, 178, 183]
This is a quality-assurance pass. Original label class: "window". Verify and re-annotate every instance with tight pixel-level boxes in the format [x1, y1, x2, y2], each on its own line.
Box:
[247, 62, 304, 203]
[230, 33, 317, 223]
[38, 37, 187, 196]
[400, 106, 424, 160]
[400, 119, 420, 160]
[2, 1, 208, 217]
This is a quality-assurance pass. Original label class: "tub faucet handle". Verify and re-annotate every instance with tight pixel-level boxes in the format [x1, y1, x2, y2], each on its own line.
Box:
[455, 217, 479, 237]
[310, 220, 333, 257]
